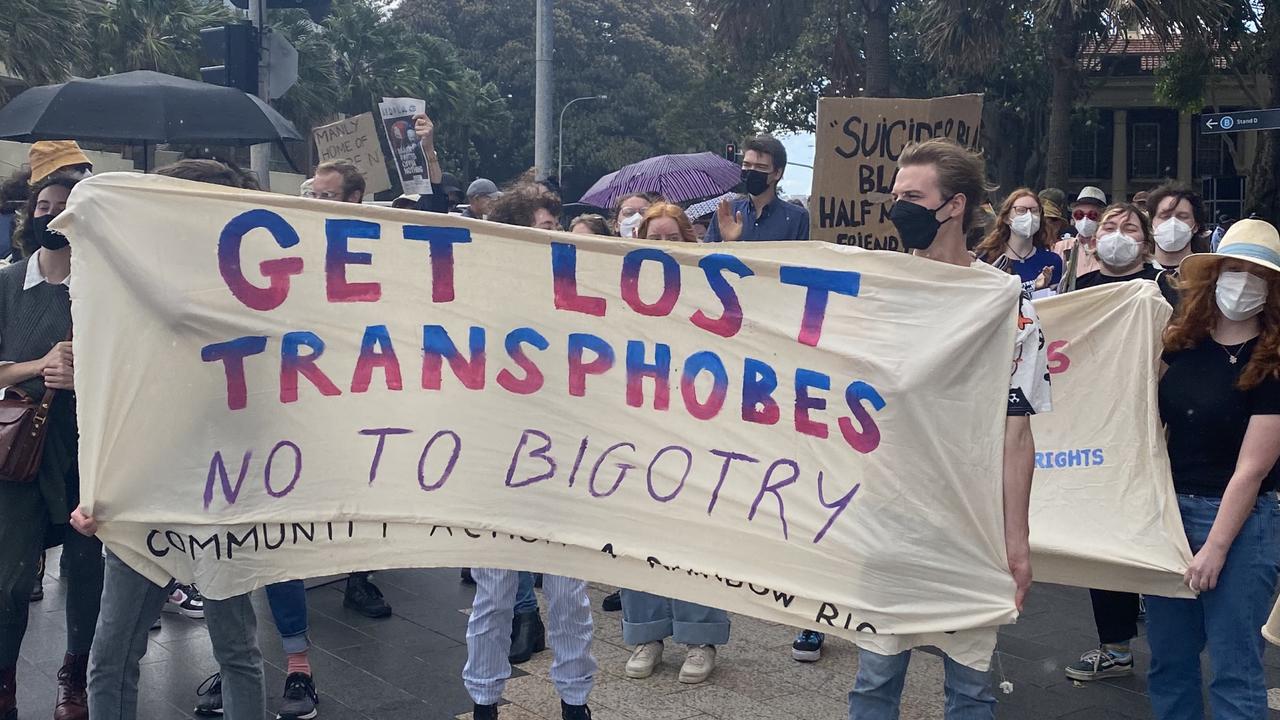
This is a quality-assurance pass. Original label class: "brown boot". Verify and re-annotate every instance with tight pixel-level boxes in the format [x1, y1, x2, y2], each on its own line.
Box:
[53, 654, 87, 720]
[1, 665, 15, 720]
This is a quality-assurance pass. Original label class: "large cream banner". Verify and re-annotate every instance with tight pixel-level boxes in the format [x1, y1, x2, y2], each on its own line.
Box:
[61, 173, 1024, 642]
[1029, 282, 1194, 599]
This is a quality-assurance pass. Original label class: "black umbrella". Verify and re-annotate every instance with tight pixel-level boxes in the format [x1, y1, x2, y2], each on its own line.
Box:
[0, 70, 302, 146]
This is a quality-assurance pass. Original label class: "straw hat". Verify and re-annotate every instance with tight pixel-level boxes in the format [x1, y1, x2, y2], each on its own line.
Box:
[29, 141, 91, 185]
[1179, 219, 1280, 284]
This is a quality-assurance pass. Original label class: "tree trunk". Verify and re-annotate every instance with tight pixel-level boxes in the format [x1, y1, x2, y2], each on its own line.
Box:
[862, 0, 893, 96]
[1246, 2, 1280, 222]
[1044, 3, 1079, 190]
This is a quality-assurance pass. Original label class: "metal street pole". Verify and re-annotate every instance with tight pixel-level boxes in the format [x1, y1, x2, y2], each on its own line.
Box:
[534, 0, 554, 181]
[249, 0, 271, 190]
[558, 95, 606, 188]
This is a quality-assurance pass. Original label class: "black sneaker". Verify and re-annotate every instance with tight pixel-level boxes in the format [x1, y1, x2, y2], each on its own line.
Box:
[343, 573, 391, 618]
[165, 583, 205, 619]
[1064, 646, 1134, 681]
[561, 701, 592, 720]
[473, 704, 498, 720]
[276, 672, 318, 720]
[601, 591, 621, 612]
[30, 552, 44, 601]
[460, 568, 475, 585]
[193, 672, 223, 716]
[792, 629, 824, 662]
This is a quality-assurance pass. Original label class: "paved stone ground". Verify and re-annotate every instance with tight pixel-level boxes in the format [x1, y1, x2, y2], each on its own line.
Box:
[15, 556, 1280, 719]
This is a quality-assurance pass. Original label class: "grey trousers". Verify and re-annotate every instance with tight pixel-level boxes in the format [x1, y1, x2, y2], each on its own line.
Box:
[0, 481, 102, 667]
[87, 551, 265, 720]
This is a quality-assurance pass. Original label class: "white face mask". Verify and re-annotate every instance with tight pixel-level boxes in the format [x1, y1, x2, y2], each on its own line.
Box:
[1074, 216, 1099, 238]
[1010, 213, 1040, 239]
[1154, 218, 1193, 253]
[1215, 270, 1268, 321]
[618, 211, 645, 238]
[1096, 231, 1141, 269]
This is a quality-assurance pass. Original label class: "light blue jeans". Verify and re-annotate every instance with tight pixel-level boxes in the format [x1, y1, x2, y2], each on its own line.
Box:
[87, 551, 265, 720]
[850, 649, 995, 720]
[1145, 492, 1280, 720]
[620, 590, 730, 646]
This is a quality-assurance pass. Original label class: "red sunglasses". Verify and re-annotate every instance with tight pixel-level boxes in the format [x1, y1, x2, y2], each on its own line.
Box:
[1072, 209, 1100, 221]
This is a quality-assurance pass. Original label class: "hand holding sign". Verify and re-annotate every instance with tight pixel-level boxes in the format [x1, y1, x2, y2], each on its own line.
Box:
[716, 198, 744, 243]
[413, 113, 436, 152]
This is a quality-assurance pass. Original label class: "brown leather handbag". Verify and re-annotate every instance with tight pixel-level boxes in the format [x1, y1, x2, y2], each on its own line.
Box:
[0, 383, 56, 482]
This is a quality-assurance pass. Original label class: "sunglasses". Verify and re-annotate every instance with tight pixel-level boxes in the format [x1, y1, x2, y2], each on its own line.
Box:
[1072, 209, 1101, 221]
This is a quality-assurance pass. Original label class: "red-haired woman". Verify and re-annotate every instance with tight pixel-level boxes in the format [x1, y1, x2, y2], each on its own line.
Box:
[975, 189, 1062, 291]
[1145, 219, 1280, 719]
[637, 203, 698, 243]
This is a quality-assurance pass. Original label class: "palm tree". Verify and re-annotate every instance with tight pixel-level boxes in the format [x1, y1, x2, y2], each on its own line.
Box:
[699, 0, 891, 97]
[325, 0, 427, 116]
[920, 0, 1234, 189]
[0, 0, 87, 88]
[87, 0, 235, 78]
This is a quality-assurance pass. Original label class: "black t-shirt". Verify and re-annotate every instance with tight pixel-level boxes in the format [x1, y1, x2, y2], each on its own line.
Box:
[1075, 264, 1160, 290]
[1160, 337, 1280, 497]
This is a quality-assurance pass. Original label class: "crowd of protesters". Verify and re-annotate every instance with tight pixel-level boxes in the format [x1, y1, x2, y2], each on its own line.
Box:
[0, 116, 1275, 720]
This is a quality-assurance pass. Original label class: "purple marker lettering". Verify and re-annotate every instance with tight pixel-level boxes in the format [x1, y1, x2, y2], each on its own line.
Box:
[748, 458, 798, 539]
[646, 445, 692, 502]
[359, 427, 413, 485]
[706, 449, 759, 515]
[588, 442, 636, 498]
[505, 429, 557, 487]
[264, 441, 302, 498]
[204, 449, 252, 509]
[814, 471, 861, 544]
[418, 430, 461, 491]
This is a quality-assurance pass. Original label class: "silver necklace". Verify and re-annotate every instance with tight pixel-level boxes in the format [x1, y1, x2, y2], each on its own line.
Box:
[1219, 340, 1248, 365]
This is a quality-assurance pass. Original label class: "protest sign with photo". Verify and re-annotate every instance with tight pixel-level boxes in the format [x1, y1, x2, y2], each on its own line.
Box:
[313, 113, 392, 195]
[811, 94, 984, 250]
[377, 97, 431, 195]
[60, 174, 1193, 650]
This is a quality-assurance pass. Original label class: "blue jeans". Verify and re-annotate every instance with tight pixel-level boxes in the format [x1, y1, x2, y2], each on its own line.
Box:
[515, 571, 539, 614]
[264, 580, 309, 654]
[1145, 493, 1280, 720]
[850, 649, 995, 720]
[88, 551, 265, 720]
[620, 590, 730, 646]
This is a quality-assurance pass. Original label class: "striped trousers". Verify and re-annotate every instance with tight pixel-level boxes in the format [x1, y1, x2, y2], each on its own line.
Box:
[462, 568, 596, 706]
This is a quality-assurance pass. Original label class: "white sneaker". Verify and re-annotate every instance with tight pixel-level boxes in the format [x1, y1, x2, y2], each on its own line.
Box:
[625, 641, 663, 679]
[679, 644, 716, 684]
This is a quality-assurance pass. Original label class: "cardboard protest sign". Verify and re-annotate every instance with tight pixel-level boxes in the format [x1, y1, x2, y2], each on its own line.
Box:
[1029, 282, 1194, 598]
[378, 97, 431, 195]
[64, 173, 1024, 641]
[811, 94, 983, 250]
[313, 113, 392, 195]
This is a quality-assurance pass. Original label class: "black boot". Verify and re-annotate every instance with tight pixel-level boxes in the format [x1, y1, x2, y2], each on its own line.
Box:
[601, 591, 621, 612]
[460, 568, 475, 585]
[473, 703, 498, 720]
[508, 610, 546, 664]
[344, 572, 392, 618]
[561, 700, 592, 720]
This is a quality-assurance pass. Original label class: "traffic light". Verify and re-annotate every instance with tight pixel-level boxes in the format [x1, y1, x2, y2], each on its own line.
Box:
[229, 0, 333, 22]
[725, 143, 737, 162]
[200, 24, 259, 94]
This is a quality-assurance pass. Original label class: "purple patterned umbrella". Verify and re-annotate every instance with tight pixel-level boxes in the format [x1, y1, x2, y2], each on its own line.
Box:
[579, 152, 741, 209]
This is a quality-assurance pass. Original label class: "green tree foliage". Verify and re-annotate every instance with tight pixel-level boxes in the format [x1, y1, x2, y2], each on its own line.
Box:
[86, 0, 235, 78]
[396, 0, 751, 200]
[0, 0, 88, 88]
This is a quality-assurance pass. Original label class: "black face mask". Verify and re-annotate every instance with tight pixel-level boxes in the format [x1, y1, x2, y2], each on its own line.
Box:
[889, 197, 954, 250]
[32, 215, 69, 251]
[741, 169, 771, 197]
